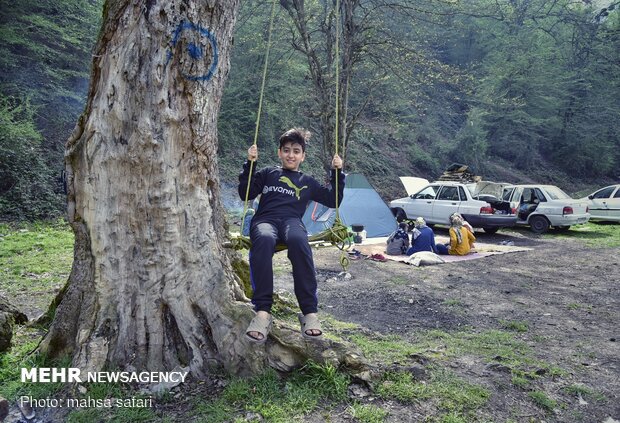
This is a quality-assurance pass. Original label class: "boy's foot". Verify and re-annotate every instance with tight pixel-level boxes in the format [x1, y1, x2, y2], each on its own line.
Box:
[246, 311, 272, 344]
[298, 313, 323, 339]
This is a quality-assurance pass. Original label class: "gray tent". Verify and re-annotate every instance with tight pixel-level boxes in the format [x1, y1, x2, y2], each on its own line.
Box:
[302, 173, 397, 238]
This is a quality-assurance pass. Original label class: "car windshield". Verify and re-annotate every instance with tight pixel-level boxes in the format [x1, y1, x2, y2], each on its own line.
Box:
[543, 186, 571, 200]
[414, 186, 439, 200]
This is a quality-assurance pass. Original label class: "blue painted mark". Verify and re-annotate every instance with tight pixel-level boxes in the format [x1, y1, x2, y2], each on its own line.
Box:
[165, 21, 218, 82]
[187, 42, 203, 59]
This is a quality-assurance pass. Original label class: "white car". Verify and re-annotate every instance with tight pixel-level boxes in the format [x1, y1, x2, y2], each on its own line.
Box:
[502, 184, 590, 233]
[389, 177, 517, 234]
[582, 184, 620, 222]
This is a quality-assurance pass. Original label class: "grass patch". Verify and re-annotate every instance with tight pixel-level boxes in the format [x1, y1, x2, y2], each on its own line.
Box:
[563, 384, 606, 402]
[348, 402, 389, 422]
[438, 412, 469, 423]
[348, 328, 564, 383]
[528, 390, 557, 412]
[500, 319, 529, 333]
[376, 368, 489, 414]
[0, 326, 70, 399]
[66, 408, 107, 423]
[510, 375, 530, 389]
[546, 221, 620, 247]
[0, 220, 73, 311]
[194, 362, 350, 422]
[388, 276, 410, 285]
[442, 298, 463, 307]
[348, 333, 425, 364]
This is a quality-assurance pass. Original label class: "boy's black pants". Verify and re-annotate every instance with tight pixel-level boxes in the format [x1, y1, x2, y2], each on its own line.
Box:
[249, 217, 318, 315]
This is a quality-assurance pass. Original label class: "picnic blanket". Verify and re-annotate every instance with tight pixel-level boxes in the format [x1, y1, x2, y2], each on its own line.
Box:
[354, 236, 531, 264]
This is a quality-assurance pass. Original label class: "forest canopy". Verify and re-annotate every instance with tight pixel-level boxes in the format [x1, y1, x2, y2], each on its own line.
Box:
[1, 0, 619, 220]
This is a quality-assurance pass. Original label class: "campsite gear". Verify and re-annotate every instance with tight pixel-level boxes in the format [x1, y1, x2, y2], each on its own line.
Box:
[298, 313, 323, 340]
[370, 253, 388, 262]
[303, 174, 398, 238]
[351, 224, 365, 244]
[245, 313, 273, 345]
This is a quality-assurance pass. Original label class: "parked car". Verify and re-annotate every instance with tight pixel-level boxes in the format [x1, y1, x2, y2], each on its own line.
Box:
[502, 184, 590, 233]
[389, 177, 517, 234]
[581, 184, 620, 222]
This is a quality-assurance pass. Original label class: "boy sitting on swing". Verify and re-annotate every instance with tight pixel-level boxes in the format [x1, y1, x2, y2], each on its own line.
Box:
[238, 128, 344, 344]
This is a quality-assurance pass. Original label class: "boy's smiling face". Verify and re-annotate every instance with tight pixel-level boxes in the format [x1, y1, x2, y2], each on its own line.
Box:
[278, 141, 305, 171]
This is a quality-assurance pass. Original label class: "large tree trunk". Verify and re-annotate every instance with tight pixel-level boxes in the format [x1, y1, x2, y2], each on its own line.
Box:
[39, 0, 361, 377]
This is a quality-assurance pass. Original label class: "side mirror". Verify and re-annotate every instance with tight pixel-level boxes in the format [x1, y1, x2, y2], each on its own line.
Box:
[588, 195, 594, 200]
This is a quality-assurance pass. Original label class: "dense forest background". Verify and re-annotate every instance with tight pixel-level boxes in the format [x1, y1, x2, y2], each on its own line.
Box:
[1, 0, 618, 220]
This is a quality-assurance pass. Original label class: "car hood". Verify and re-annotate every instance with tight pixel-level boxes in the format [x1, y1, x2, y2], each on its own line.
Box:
[399, 177, 429, 196]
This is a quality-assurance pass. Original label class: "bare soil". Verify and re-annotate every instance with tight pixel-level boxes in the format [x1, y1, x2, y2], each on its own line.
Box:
[272, 227, 620, 422]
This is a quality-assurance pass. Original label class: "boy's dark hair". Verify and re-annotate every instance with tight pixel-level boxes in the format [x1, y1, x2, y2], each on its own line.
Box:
[279, 128, 311, 152]
[398, 222, 408, 231]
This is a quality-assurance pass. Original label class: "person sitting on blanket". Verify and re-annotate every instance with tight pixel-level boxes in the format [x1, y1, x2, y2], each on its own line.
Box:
[406, 217, 437, 255]
[386, 222, 410, 255]
[436, 213, 476, 255]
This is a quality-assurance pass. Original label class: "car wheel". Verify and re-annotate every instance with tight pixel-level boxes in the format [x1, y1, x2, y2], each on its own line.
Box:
[529, 216, 550, 234]
[482, 227, 499, 234]
[554, 225, 571, 232]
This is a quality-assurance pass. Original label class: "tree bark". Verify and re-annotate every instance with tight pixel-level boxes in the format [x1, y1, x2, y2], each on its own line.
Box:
[39, 0, 362, 377]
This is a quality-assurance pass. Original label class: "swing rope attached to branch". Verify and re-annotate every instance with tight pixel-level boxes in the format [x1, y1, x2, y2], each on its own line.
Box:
[228, 0, 351, 272]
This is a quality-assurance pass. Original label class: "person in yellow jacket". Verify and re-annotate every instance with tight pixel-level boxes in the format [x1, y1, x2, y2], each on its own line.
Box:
[436, 213, 476, 255]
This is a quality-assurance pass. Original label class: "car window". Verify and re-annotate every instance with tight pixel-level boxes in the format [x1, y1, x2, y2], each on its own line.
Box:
[459, 187, 467, 201]
[502, 188, 514, 201]
[413, 185, 439, 200]
[593, 186, 615, 199]
[437, 186, 460, 201]
[534, 188, 547, 202]
[543, 186, 570, 200]
[522, 188, 536, 203]
[614, 188, 620, 198]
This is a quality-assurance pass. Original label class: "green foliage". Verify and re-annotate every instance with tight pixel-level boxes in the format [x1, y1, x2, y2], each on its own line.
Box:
[348, 403, 389, 423]
[376, 368, 490, 413]
[547, 221, 620, 248]
[0, 0, 102, 220]
[66, 409, 107, 423]
[0, 332, 71, 399]
[563, 384, 606, 402]
[195, 363, 349, 422]
[0, 95, 63, 219]
[500, 320, 529, 333]
[528, 390, 558, 412]
[2, 0, 618, 221]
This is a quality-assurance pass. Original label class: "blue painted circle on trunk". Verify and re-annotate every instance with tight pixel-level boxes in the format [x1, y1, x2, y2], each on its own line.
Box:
[166, 22, 218, 82]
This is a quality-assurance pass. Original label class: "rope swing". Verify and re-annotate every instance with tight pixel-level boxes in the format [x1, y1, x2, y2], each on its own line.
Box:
[227, 0, 351, 272]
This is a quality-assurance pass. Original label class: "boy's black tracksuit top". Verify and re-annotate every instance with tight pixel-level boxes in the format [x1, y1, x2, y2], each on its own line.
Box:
[238, 161, 345, 220]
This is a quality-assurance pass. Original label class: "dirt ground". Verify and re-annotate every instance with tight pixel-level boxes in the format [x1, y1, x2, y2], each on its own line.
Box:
[272, 227, 620, 422]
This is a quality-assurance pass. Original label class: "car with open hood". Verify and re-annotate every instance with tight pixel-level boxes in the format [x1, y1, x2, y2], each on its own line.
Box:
[502, 184, 590, 233]
[581, 184, 620, 222]
[389, 177, 517, 234]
